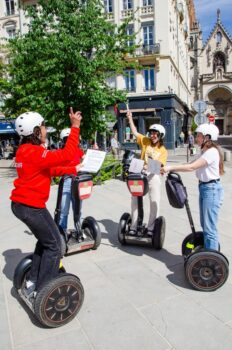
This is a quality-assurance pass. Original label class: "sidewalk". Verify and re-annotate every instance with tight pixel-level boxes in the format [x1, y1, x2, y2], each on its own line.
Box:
[0, 152, 232, 350]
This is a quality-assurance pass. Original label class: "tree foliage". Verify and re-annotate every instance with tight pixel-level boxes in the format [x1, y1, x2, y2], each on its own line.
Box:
[0, 0, 137, 138]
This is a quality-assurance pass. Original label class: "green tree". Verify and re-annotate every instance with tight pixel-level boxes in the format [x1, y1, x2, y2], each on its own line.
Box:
[0, 0, 137, 139]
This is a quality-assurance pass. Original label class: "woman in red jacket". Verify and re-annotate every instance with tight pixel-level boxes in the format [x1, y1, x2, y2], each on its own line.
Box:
[11, 108, 82, 299]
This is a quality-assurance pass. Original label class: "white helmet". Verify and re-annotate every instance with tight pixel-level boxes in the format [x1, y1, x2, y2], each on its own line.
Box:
[148, 124, 166, 139]
[15, 112, 44, 136]
[196, 123, 219, 141]
[60, 128, 71, 140]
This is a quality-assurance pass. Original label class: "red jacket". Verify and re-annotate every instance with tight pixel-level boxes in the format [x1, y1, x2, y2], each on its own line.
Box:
[11, 127, 80, 208]
[50, 148, 84, 177]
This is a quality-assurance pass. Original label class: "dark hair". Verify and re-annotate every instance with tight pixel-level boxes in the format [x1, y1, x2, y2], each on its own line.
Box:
[149, 131, 164, 147]
[203, 140, 225, 176]
[20, 126, 42, 146]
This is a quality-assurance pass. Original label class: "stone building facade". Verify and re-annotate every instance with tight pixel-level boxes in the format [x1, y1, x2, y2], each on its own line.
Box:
[190, 9, 232, 135]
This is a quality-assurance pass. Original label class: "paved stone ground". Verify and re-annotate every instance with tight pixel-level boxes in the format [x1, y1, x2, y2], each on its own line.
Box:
[0, 147, 232, 350]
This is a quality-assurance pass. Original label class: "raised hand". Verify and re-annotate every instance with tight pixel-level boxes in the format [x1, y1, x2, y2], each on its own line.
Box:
[126, 110, 133, 120]
[69, 107, 82, 128]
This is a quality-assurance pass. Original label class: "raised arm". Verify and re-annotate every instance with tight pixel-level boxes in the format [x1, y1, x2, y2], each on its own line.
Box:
[126, 110, 139, 138]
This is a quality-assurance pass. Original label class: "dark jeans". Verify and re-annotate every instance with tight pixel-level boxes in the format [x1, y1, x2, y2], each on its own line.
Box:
[11, 202, 61, 291]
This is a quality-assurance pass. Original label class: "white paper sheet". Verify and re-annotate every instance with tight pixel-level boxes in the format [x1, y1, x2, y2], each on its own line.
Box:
[128, 158, 144, 173]
[81, 149, 106, 173]
[147, 158, 161, 175]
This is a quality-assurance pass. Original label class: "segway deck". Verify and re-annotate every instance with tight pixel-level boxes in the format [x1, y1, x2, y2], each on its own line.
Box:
[66, 235, 95, 254]
[124, 234, 152, 246]
[18, 289, 34, 311]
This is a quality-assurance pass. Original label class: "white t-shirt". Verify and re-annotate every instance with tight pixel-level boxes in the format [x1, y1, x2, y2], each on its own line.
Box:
[195, 148, 220, 182]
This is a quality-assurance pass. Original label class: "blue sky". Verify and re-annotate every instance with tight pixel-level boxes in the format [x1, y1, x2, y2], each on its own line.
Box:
[194, 0, 232, 43]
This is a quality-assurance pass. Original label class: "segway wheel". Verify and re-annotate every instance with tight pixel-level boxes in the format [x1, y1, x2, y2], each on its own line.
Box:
[81, 216, 101, 250]
[34, 273, 84, 328]
[118, 213, 131, 245]
[181, 232, 204, 257]
[152, 216, 166, 250]
[13, 255, 33, 290]
[185, 251, 229, 292]
[60, 234, 67, 257]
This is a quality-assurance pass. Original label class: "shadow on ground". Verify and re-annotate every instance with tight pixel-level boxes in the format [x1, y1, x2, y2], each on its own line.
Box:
[99, 218, 191, 290]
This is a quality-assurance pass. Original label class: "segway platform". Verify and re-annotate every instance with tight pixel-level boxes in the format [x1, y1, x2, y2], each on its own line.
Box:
[55, 173, 101, 256]
[118, 171, 166, 250]
[65, 230, 95, 254]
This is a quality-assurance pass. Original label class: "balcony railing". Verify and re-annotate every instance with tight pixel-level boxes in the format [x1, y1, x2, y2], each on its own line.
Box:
[141, 5, 154, 15]
[105, 12, 114, 20]
[123, 87, 136, 92]
[121, 9, 133, 18]
[136, 44, 160, 56]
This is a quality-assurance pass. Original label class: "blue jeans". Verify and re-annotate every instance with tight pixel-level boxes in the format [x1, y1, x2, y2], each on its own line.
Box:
[199, 181, 224, 250]
[59, 177, 74, 230]
[11, 202, 61, 291]
[59, 177, 82, 230]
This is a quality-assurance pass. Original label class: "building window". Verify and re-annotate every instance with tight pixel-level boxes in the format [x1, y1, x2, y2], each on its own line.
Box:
[126, 25, 134, 46]
[143, 66, 155, 91]
[123, 116, 138, 143]
[142, 24, 154, 47]
[216, 31, 222, 44]
[124, 69, 136, 92]
[5, 0, 15, 16]
[190, 36, 193, 49]
[106, 75, 116, 88]
[6, 26, 16, 38]
[4, 21, 16, 39]
[104, 0, 113, 13]
[123, 0, 133, 10]
[213, 52, 226, 72]
[142, 0, 153, 6]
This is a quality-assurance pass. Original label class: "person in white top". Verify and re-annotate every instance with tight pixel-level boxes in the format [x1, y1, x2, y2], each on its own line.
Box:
[161, 123, 224, 250]
[110, 132, 119, 159]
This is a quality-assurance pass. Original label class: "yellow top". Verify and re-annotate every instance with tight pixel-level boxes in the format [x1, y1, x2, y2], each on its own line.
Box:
[137, 133, 168, 165]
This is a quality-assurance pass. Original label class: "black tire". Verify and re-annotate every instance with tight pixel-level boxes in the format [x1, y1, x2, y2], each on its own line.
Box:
[118, 213, 131, 245]
[185, 251, 229, 292]
[13, 255, 33, 290]
[60, 234, 67, 257]
[81, 216, 101, 250]
[152, 216, 166, 250]
[34, 273, 84, 328]
[182, 232, 204, 257]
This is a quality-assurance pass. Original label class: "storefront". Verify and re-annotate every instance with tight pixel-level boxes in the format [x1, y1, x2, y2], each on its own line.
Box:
[0, 119, 19, 158]
[116, 94, 191, 150]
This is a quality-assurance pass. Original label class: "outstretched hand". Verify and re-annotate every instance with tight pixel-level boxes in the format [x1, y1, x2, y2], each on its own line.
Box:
[69, 107, 82, 128]
[160, 166, 172, 175]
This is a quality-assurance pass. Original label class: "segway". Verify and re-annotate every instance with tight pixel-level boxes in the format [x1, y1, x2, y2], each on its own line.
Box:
[54, 173, 101, 256]
[118, 151, 165, 249]
[13, 255, 84, 327]
[165, 172, 229, 291]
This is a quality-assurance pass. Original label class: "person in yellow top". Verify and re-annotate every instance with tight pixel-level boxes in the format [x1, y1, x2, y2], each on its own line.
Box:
[126, 110, 168, 235]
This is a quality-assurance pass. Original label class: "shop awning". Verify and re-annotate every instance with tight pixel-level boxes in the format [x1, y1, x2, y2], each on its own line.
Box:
[0, 121, 16, 134]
